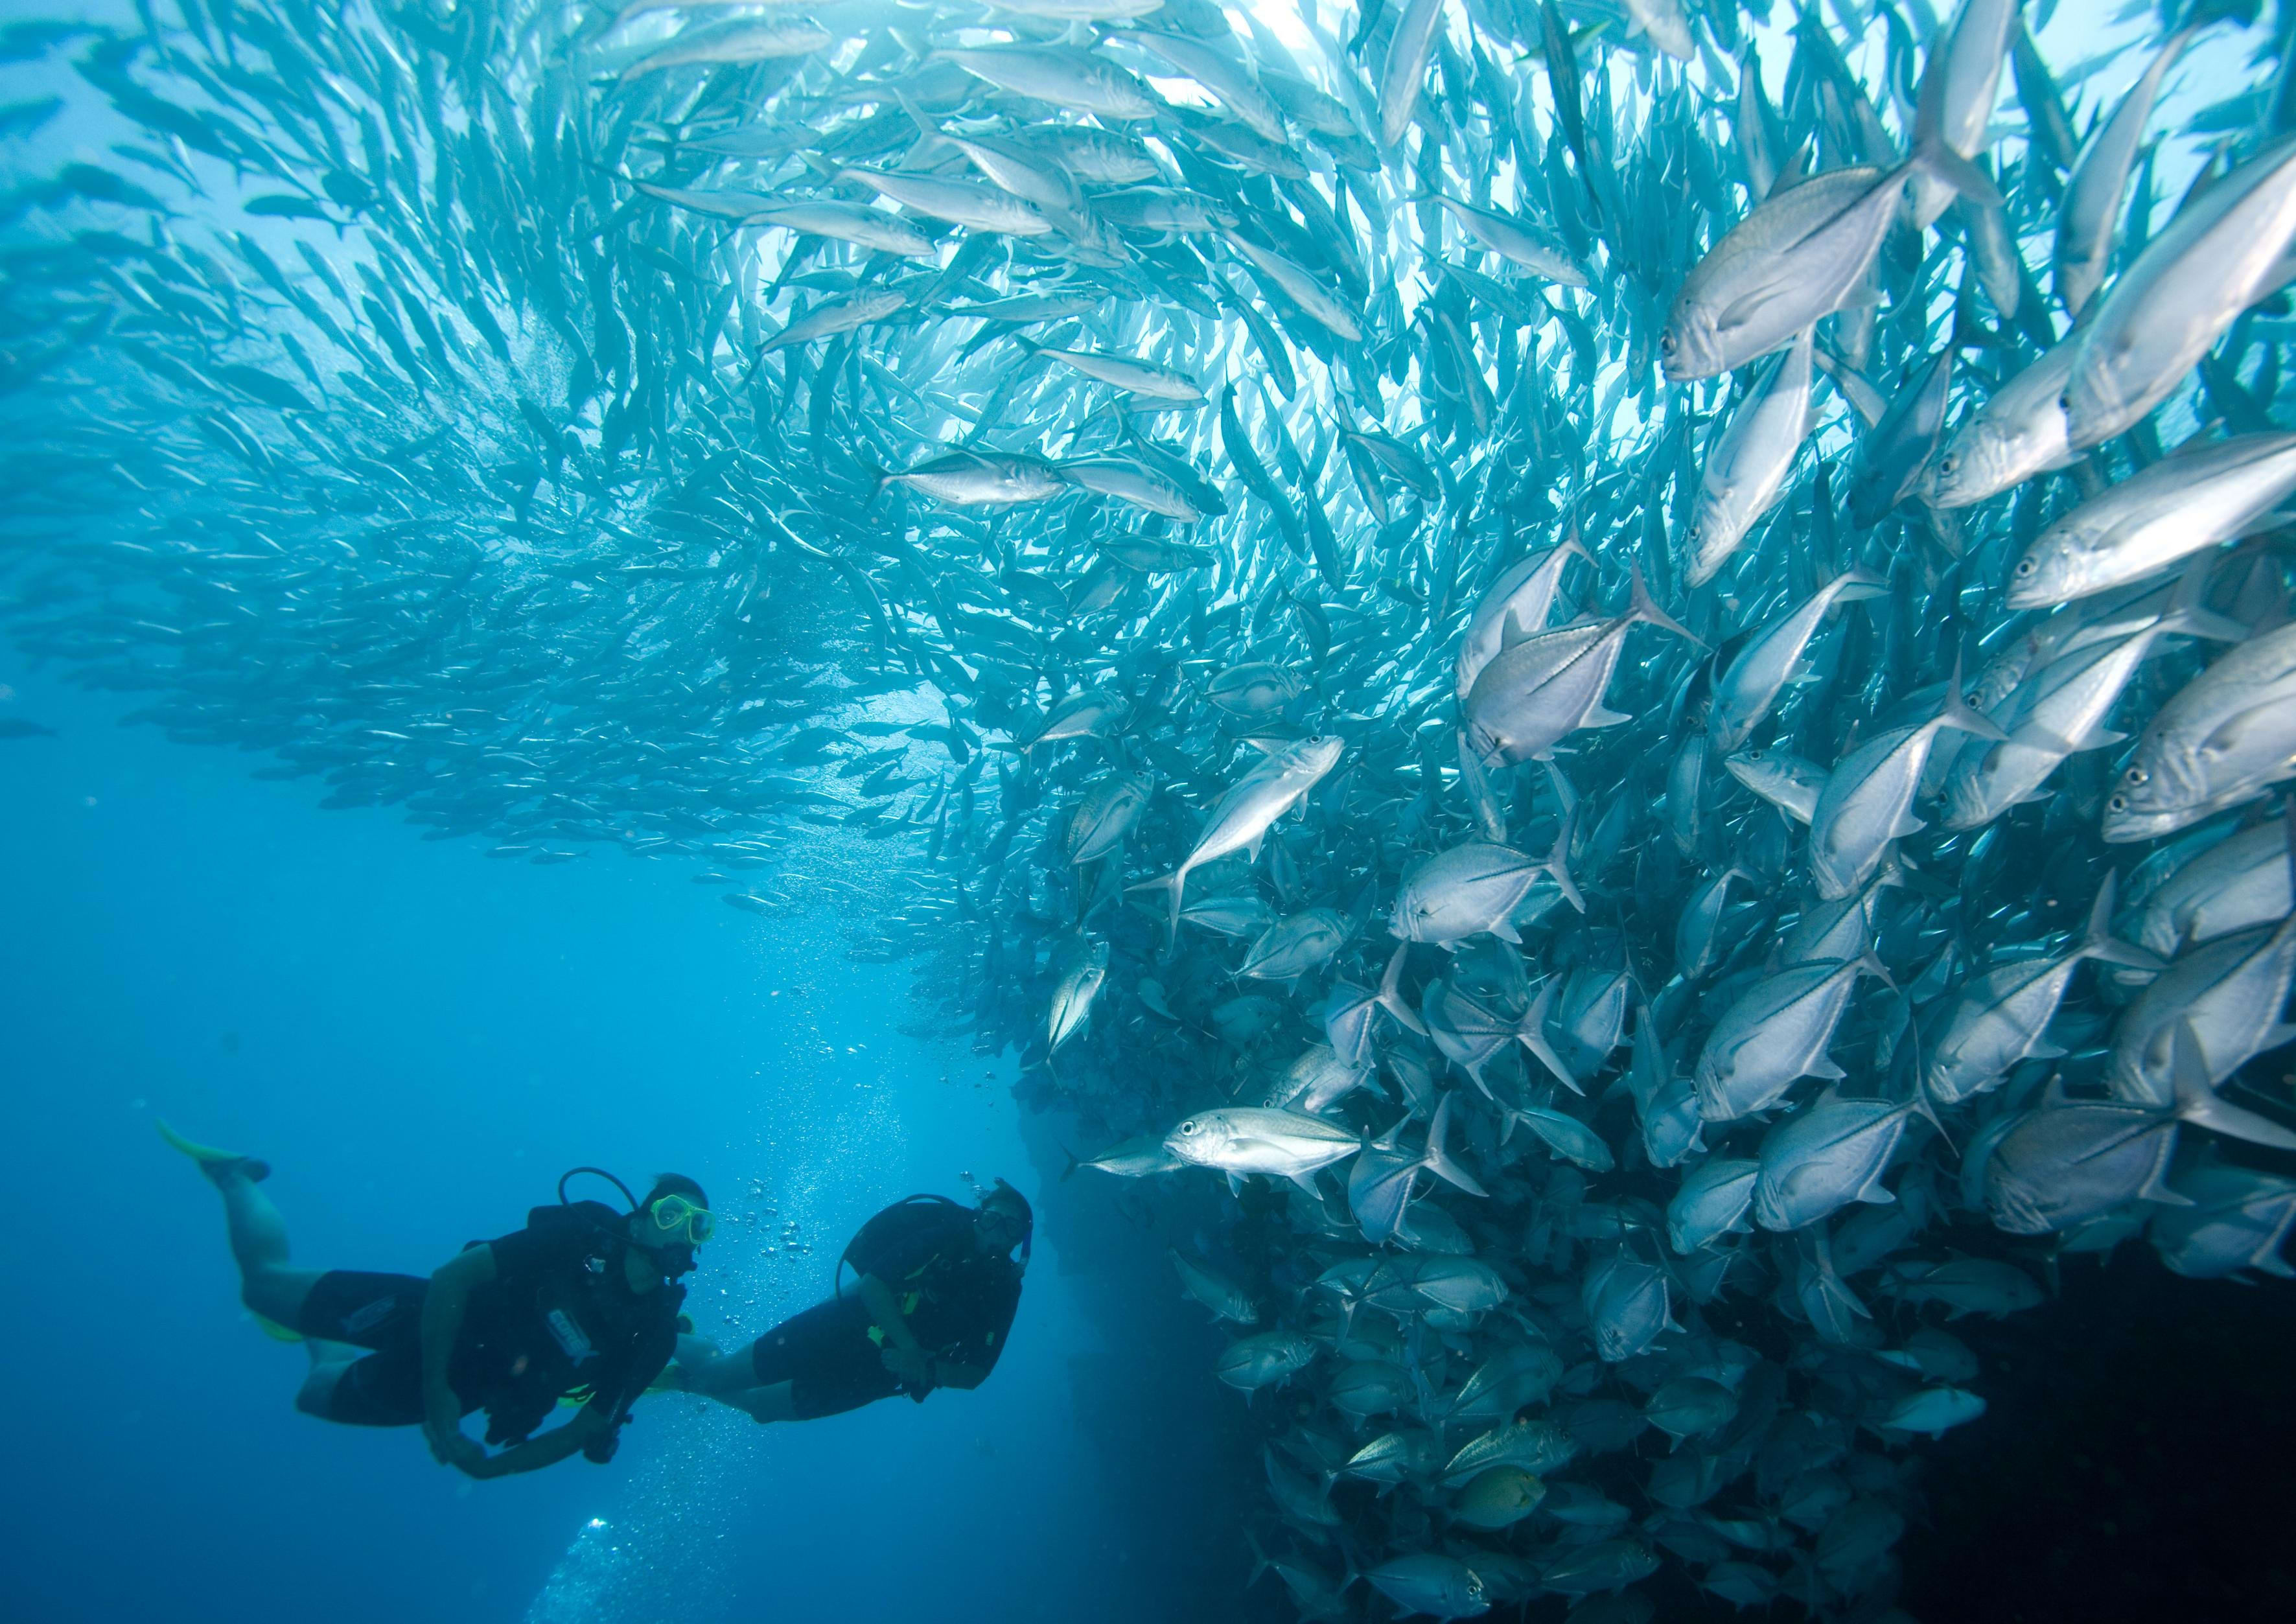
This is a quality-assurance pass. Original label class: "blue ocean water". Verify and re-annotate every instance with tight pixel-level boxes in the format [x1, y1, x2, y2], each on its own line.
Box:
[8, 2, 2296, 1619]
[0, 664, 1266, 1624]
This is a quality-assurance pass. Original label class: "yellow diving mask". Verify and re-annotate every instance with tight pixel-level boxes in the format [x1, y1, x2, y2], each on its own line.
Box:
[647, 1192, 715, 1247]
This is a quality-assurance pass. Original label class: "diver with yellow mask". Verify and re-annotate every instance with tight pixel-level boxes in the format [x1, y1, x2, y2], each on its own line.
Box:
[164, 1124, 708, 1478]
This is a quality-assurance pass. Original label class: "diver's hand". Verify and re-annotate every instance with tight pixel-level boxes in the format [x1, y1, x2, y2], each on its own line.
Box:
[424, 1416, 489, 1476]
[881, 1344, 929, 1386]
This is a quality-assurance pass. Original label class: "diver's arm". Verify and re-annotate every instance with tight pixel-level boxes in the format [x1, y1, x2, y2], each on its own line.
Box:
[419, 1246, 496, 1468]
[469, 1405, 610, 1478]
[929, 1359, 990, 1391]
[856, 1273, 925, 1358]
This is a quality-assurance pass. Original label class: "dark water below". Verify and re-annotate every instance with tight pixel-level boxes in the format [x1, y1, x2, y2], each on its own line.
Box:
[1903, 1249, 2296, 1624]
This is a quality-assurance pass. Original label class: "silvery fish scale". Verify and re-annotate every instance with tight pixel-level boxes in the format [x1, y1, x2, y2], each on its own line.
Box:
[2106, 916, 2296, 1102]
[2149, 1163, 2296, 1279]
[1924, 948, 2091, 1104]
[1393, 841, 1544, 944]
[1984, 1103, 2179, 1235]
[1582, 1248, 1676, 1363]
[1667, 1158, 1761, 1253]
[1753, 1095, 1917, 1232]
[2139, 822, 2295, 956]
[1695, 958, 1869, 1122]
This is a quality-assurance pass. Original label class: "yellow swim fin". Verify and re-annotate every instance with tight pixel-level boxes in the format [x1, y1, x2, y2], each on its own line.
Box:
[157, 1119, 242, 1165]
[157, 1119, 270, 1181]
[163, 1122, 296, 1340]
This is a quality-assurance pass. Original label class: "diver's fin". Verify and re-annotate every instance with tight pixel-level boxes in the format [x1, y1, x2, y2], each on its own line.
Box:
[251, 1314, 305, 1343]
[156, 1119, 270, 1182]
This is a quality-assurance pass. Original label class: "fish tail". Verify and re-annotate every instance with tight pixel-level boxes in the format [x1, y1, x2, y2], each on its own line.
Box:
[2170, 1020, 2296, 1150]
[1244, 1529, 1272, 1587]
[2158, 561, 2251, 642]
[1627, 564, 1703, 647]
[1930, 660, 2008, 743]
[1542, 811, 1585, 913]
[1518, 979, 1581, 1095]
[1126, 867, 1187, 936]
[1421, 1093, 1487, 1198]
[1907, 65, 2004, 209]
[1377, 942, 1427, 1035]
[893, 89, 943, 146]
[2075, 872, 2162, 970]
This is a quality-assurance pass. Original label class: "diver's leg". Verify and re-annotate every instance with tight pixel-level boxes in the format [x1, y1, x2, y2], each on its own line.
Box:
[670, 1332, 754, 1396]
[293, 1340, 362, 1418]
[718, 1382, 799, 1424]
[202, 1159, 322, 1325]
[669, 1330, 804, 1421]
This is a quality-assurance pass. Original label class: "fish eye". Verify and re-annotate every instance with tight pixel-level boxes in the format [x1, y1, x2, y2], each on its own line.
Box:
[1937, 453, 1958, 476]
[2124, 767, 2148, 786]
[2013, 558, 2035, 577]
[2107, 795, 2126, 812]
[1178, 1120, 1198, 1135]
[1745, 749, 1764, 761]
[1658, 333, 1676, 355]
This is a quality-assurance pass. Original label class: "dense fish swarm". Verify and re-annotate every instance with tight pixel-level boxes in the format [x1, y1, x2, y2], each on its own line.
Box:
[7, 0, 2296, 1616]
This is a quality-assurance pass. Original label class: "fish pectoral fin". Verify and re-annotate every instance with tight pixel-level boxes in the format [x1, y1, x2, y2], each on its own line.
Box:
[2024, 1039, 2067, 1061]
[1806, 1056, 1848, 1081]
[2012, 723, 2082, 754]
[1715, 281, 1796, 339]
[1891, 813, 1927, 837]
[1581, 704, 1632, 728]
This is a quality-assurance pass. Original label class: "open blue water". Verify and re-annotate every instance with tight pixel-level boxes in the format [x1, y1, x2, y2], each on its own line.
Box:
[1, 664, 1265, 1624]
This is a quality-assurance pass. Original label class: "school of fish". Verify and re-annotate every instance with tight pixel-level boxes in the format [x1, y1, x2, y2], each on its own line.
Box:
[5, 0, 2296, 1618]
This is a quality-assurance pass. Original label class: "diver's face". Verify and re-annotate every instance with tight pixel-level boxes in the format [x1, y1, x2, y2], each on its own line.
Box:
[975, 1202, 1026, 1256]
[621, 1237, 664, 1292]
[620, 1221, 688, 1292]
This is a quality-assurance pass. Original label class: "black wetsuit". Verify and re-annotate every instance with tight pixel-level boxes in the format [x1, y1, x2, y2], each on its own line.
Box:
[288, 1201, 683, 1448]
[748, 1202, 1021, 1420]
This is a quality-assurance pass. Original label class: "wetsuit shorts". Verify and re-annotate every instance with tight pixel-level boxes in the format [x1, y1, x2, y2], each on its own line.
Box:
[748, 1296, 905, 1419]
[289, 1270, 460, 1428]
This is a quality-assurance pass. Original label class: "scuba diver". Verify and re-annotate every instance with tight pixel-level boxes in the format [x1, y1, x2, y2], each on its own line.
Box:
[164, 1122, 708, 1479]
[667, 1181, 1029, 1424]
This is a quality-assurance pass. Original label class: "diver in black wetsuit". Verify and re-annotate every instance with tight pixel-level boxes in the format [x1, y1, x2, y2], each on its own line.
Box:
[669, 1182, 1029, 1424]
[166, 1124, 708, 1479]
